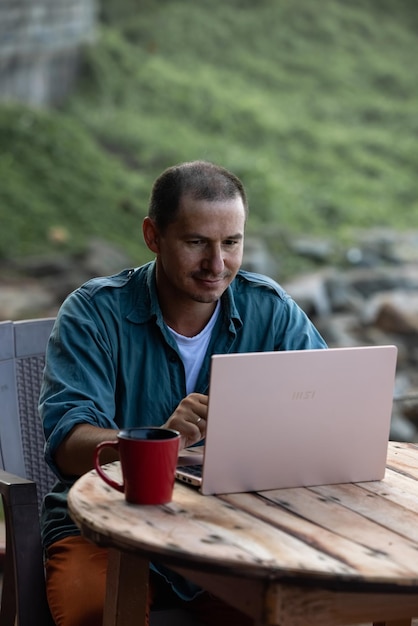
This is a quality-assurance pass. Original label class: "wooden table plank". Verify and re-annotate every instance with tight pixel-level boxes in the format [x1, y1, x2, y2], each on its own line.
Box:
[386, 443, 418, 472]
[362, 468, 418, 512]
[221, 490, 418, 582]
[310, 481, 418, 541]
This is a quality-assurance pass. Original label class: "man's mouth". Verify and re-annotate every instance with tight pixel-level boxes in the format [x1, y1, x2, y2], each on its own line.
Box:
[193, 273, 229, 284]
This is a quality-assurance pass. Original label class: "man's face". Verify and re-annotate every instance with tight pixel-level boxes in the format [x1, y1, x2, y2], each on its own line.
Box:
[153, 194, 246, 305]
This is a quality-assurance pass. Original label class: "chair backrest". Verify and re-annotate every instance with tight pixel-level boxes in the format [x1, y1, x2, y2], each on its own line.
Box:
[0, 317, 56, 626]
[0, 317, 57, 508]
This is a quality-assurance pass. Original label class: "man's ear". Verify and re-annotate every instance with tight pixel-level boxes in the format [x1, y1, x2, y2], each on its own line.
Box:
[143, 217, 160, 253]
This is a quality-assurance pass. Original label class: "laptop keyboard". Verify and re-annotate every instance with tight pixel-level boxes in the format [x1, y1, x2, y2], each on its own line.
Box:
[177, 464, 203, 478]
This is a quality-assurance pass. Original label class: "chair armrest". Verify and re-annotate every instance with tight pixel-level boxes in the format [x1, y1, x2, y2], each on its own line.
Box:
[0, 470, 52, 626]
[0, 469, 39, 507]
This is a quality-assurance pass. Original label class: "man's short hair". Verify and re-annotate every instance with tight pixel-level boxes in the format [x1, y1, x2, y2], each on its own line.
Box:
[148, 160, 248, 232]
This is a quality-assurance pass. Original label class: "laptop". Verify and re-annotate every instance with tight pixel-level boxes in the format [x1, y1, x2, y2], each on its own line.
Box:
[175, 345, 398, 495]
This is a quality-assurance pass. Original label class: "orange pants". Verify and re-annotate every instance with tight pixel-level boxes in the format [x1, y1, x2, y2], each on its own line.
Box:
[45, 535, 254, 626]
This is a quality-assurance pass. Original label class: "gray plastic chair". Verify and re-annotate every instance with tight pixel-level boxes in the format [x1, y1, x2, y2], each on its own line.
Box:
[0, 317, 202, 626]
[0, 317, 56, 625]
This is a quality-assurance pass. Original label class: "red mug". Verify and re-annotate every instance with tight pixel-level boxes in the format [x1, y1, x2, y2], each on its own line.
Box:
[94, 427, 180, 505]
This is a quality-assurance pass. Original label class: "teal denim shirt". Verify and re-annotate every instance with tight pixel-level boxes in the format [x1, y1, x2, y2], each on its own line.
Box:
[39, 261, 326, 598]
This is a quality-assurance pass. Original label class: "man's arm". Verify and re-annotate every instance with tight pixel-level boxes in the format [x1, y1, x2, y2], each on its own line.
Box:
[54, 423, 119, 477]
[55, 392, 209, 477]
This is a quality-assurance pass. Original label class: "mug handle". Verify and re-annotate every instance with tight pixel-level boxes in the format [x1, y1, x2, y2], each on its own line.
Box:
[94, 440, 124, 493]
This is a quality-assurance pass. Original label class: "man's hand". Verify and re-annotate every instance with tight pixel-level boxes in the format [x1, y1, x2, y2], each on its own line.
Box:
[163, 393, 208, 449]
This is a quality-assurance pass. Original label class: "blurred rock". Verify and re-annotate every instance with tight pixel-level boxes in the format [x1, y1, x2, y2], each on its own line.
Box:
[242, 236, 278, 276]
[0, 283, 55, 320]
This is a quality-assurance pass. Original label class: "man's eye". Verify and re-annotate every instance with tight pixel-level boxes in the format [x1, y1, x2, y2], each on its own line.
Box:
[224, 240, 239, 246]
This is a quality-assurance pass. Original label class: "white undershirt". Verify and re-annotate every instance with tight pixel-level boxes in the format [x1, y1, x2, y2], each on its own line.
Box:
[168, 301, 221, 394]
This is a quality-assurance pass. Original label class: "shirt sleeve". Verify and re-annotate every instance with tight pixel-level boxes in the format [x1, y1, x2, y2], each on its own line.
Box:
[39, 290, 119, 482]
[275, 296, 328, 351]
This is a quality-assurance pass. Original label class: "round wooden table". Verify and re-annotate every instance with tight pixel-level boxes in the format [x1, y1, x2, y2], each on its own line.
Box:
[68, 441, 418, 626]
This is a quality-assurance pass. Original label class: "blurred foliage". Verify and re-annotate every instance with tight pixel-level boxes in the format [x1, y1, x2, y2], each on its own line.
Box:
[1, 0, 418, 274]
[0, 105, 148, 260]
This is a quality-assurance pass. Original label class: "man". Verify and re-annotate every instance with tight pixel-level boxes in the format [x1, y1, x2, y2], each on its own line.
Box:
[40, 160, 327, 626]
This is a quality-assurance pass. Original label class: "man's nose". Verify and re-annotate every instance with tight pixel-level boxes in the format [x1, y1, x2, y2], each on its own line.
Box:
[203, 244, 225, 274]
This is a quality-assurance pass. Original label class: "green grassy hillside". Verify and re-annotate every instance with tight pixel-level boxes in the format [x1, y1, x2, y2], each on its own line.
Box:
[1, 0, 417, 276]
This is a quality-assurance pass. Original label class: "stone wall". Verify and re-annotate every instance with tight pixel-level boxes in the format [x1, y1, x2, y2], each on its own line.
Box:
[0, 0, 97, 106]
